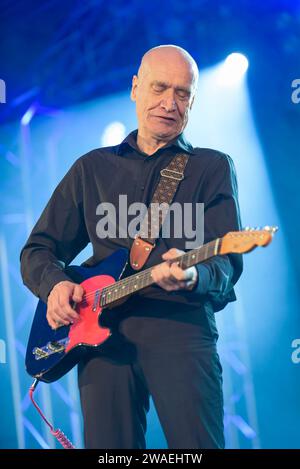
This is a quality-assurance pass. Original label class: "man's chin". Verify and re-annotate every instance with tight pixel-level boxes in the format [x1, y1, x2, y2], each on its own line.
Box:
[150, 124, 179, 140]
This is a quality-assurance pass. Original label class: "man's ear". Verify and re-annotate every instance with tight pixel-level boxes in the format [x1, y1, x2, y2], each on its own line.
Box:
[130, 75, 138, 102]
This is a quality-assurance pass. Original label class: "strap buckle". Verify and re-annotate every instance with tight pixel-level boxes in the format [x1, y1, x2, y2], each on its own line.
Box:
[160, 168, 184, 181]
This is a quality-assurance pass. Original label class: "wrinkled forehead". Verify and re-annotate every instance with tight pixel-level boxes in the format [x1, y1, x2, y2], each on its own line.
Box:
[141, 56, 196, 88]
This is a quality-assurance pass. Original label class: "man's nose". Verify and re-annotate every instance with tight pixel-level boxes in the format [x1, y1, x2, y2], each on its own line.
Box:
[160, 92, 177, 112]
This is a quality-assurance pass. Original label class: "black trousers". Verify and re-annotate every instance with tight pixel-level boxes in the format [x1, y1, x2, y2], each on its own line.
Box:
[78, 313, 225, 449]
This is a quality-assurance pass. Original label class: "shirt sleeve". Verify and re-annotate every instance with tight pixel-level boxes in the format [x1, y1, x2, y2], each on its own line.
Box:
[20, 159, 90, 303]
[187, 153, 243, 311]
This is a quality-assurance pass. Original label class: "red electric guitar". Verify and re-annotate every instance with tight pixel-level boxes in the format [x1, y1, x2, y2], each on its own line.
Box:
[25, 226, 277, 383]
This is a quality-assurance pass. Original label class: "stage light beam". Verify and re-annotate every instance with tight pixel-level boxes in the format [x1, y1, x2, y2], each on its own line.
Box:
[21, 104, 38, 126]
[219, 53, 249, 86]
[101, 121, 126, 146]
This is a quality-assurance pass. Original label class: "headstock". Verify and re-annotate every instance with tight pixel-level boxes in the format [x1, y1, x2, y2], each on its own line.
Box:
[219, 226, 278, 255]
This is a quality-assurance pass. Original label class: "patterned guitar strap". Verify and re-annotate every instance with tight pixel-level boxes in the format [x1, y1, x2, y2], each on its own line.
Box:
[130, 153, 189, 270]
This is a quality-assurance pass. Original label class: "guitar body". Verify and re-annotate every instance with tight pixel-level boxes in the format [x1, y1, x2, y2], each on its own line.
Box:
[25, 227, 277, 383]
[25, 248, 129, 383]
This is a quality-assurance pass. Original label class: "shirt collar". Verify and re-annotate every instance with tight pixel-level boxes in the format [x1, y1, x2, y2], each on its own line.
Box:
[117, 129, 195, 156]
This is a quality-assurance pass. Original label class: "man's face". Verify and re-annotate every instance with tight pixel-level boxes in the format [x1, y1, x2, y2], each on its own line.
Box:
[131, 53, 196, 141]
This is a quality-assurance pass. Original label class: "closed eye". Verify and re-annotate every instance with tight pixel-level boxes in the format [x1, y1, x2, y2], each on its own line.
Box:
[152, 85, 166, 93]
[176, 90, 190, 100]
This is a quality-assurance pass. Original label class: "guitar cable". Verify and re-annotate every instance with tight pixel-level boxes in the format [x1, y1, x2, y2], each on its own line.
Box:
[29, 379, 75, 449]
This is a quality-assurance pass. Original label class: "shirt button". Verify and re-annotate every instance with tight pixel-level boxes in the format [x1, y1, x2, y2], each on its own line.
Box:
[141, 186, 145, 191]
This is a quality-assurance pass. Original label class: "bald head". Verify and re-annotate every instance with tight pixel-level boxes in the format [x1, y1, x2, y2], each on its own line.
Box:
[131, 44, 199, 147]
[137, 45, 199, 94]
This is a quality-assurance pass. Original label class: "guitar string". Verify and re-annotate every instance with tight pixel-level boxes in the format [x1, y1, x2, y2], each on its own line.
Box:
[59, 230, 270, 308]
[75, 241, 218, 305]
[77, 240, 220, 305]
[76, 256, 186, 305]
[78, 246, 213, 303]
[78, 232, 268, 304]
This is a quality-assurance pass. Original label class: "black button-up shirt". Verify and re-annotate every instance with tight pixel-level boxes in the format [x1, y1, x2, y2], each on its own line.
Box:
[20, 130, 243, 331]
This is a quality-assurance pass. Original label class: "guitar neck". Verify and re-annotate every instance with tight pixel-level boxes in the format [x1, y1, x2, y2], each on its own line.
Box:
[100, 238, 221, 307]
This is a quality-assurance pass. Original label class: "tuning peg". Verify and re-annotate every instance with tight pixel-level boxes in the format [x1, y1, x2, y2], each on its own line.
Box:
[263, 225, 278, 232]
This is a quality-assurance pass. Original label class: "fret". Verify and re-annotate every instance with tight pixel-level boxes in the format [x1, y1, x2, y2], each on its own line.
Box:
[110, 286, 116, 302]
[214, 238, 220, 256]
[205, 243, 209, 261]
[190, 251, 196, 264]
[210, 241, 215, 259]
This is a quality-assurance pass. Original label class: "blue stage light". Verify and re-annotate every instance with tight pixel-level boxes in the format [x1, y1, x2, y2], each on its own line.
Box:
[21, 104, 38, 126]
[101, 121, 126, 146]
[219, 53, 249, 85]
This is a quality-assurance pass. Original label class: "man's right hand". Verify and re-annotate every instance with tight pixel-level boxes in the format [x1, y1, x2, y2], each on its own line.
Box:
[46, 281, 84, 329]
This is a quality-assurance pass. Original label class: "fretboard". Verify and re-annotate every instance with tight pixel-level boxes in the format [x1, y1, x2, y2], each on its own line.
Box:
[100, 238, 221, 307]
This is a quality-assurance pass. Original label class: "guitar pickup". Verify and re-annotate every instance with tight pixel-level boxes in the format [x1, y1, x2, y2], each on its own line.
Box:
[92, 289, 101, 312]
[32, 338, 69, 360]
[33, 347, 49, 360]
[47, 341, 65, 353]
